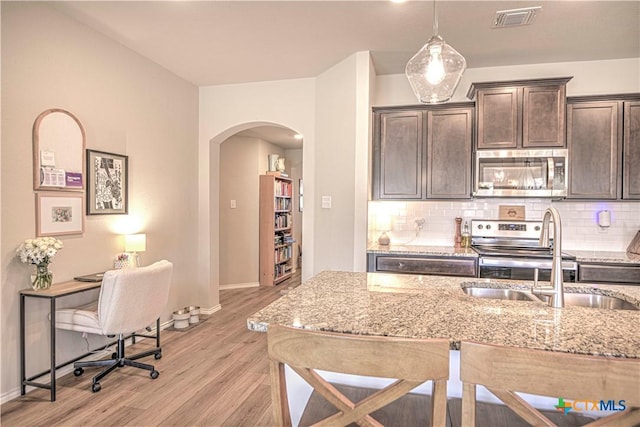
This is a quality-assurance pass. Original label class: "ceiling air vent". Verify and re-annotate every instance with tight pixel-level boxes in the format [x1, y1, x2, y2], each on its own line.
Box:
[492, 6, 541, 28]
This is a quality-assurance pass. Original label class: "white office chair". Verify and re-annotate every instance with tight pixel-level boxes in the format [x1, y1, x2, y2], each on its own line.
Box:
[56, 260, 173, 392]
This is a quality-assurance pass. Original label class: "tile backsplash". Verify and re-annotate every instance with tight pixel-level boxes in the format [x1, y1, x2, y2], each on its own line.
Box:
[368, 199, 640, 252]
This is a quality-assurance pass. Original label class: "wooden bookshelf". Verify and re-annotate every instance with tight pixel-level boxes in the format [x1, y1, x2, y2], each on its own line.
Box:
[259, 174, 294, 286]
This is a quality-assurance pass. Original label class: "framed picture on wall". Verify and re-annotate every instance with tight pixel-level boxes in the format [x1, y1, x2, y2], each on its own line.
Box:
[36, 192, 84, 236]
[86, 149, 128, 215]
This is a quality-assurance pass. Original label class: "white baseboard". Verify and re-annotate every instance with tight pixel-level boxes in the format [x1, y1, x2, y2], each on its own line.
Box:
[219, 282, 259, 290]
[200, 304, 222, 315]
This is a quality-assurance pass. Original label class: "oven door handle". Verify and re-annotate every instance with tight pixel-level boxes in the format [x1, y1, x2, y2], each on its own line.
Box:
[479, 257, 577, 270]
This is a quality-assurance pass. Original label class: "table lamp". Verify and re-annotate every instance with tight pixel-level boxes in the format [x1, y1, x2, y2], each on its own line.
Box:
[125, 233, 146, 267]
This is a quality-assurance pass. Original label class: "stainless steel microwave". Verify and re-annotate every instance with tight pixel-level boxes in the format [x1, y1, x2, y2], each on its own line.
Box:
[474, 149, 568, 197]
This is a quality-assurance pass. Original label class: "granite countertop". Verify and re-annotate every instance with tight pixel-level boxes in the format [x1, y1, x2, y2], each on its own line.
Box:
[367, 243, 640, 265]
[570, 250, 640, 265]
[367, 243, 478, 257]
[247, 271, 640, 358]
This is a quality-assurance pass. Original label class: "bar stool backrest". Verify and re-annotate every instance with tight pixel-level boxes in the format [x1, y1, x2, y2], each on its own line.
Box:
[267, 324, 450, 427]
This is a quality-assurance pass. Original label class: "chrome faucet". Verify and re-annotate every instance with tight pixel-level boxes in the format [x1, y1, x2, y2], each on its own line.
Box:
[532, 207, 564, 308]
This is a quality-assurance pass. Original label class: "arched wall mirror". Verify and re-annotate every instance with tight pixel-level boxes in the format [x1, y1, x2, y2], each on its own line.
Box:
[33, 109, 86, 191]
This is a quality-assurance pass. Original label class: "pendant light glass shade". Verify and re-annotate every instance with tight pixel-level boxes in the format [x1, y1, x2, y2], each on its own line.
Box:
[405, 2, 466, 104]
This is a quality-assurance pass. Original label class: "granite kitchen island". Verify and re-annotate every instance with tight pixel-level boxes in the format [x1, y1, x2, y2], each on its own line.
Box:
[248, 271, 640, 358]
[248, 271, 640, 424]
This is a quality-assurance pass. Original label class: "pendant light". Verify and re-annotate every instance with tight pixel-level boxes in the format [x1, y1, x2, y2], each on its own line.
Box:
[405, 0, 466, 104]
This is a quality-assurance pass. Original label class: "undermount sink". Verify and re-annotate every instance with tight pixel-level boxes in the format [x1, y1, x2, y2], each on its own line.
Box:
[462, 287, 537, 301]
[462, 284, 639, 311]
[537, 293, 639, 311]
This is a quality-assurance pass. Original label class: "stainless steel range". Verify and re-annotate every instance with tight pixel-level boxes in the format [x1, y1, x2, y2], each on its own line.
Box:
[471, 219, 577, 282]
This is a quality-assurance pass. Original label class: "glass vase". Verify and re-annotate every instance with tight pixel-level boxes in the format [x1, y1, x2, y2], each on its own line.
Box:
[32, 263, 53, 290]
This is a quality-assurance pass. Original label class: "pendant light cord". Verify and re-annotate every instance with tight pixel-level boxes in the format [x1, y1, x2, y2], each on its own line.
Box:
[432, 0, 438, 36]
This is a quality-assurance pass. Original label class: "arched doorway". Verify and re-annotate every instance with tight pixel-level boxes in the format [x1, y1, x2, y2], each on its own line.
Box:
[216, 123, 303, 290]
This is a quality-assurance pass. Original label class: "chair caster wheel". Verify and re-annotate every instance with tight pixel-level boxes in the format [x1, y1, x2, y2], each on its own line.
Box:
[111, 352, 117, 359]
[150, 370, 159, 379]
[74, 367, 84, 376]
[154, 353, 162, 360]
[92, 382, 101, 393]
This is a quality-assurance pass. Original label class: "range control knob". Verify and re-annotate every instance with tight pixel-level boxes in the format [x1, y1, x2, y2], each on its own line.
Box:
[534, 225, 541, 231]
[486, 225, 492, 230]
[477, 224, 484, 230]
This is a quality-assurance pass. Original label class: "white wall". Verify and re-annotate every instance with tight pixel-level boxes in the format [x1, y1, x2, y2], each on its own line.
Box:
[375, 58, 640, 106]
[200, 52, 374, 284]
[1, 3, 199, 400]
[308, 52, 373, 273]
[313, 56, 359, 271]
[369, 200, 640, 252]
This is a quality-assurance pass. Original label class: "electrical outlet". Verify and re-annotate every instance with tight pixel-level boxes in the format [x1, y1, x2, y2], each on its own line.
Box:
[414, 218, 425, 236]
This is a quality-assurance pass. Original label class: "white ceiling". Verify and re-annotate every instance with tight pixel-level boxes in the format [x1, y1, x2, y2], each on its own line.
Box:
[50, 0, 640, 147]
[235, 126, 304, 149]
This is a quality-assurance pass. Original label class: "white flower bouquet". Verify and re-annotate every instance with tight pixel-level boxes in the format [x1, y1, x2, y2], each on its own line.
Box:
[16, 237, 63, 290]
[17, 237, 63, 265]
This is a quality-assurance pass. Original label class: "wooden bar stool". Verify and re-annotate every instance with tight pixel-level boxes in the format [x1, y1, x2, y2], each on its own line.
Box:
[267, 324, 450, 427]
[460, 341, 640, 427]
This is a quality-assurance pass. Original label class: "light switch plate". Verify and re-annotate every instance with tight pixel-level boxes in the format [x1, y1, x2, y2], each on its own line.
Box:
[321, 196, 332, 209]
[230, 200, 237, 209]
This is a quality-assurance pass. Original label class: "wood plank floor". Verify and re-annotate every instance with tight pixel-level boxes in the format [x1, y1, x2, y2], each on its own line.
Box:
[1, 273, 300, 427]
[1, 267, 597, 427]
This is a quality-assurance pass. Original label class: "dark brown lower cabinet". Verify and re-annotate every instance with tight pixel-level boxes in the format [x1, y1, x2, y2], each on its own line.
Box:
[367, 253, 478, 277]
[578, 263, 640, 285]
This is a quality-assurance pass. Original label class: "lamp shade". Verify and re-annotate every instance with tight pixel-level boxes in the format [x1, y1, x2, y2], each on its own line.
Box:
[125, 233, 146, 252]
[406, 34, 466, 104]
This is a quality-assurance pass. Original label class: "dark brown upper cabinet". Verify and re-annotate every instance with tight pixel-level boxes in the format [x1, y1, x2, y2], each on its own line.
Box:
[566, 94, 640, 200]
[623, 100, 640, 200]
[427, 108, 473, 199]
[372, 104, 474, 200]
[467, 77, 572, 150]
[566, 100, 619, 199]
[372, 109, 425, 200]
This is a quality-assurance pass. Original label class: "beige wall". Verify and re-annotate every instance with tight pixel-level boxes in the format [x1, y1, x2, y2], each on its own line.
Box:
[1, 3, 198, 400]
[199, 79, 317, 296]
[219, 136, 285, 287]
